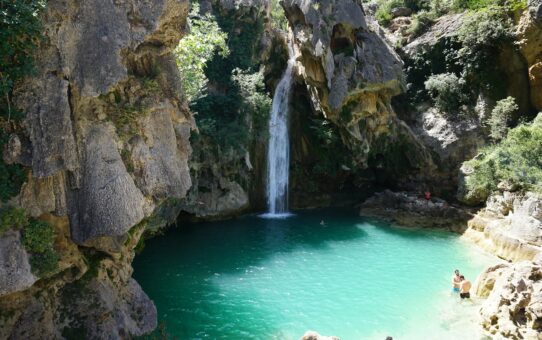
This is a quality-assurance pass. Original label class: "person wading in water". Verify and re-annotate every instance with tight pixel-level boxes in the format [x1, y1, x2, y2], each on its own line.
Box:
[451, 269, 461, 293]
[459, 275, 472, 299]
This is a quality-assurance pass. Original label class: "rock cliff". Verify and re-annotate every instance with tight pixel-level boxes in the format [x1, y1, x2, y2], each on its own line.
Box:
[1, 0, 191, 337]
[282, 0, 434, 180]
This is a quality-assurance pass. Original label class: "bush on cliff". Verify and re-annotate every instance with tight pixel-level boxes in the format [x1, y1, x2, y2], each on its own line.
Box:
[22, 219, 59, 277]
[488, 96, 518, 142]
[424, 72, 469, 114]
[0, 0, 46, 120]
[462, 113, 542, 199]
[174, 3, 229, 102]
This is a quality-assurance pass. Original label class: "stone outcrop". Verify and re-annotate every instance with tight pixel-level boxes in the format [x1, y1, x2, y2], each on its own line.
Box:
[474, 261, 542, 339]
[462, 191, 542, 262]
[1, 0, 191, 337]
[0, 230, 36, 297]
[517, 0, 542, 111]
[282, 0, 433, 172]
[359, 190, 472, 232]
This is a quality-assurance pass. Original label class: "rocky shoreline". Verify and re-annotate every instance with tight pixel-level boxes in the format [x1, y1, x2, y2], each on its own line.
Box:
[357, 189, 542, 339]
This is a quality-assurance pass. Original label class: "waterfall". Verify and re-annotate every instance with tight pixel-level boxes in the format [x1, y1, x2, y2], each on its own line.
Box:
[265, 42, 295, 217]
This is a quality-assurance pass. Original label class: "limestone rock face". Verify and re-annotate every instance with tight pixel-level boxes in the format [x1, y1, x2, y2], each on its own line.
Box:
[462, 192, 542, 262]
[517, 5, 542, 111]
[412, 106, 486, 172]
[72, 124, 146, 251]
[1, 0, 191, 337]
[476, 261, 542, 339]
[359, 190, 472, 232]
[282, 0, 431, 169]
[0, 231, 36, 297]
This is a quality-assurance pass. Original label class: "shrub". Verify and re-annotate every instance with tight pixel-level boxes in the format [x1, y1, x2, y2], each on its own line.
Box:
[269, 0, 288, 31]
[463, 113, 542, 197]
[406, 10, 436, 37]
[456, 8, 513, 73]
[232, 68, 272, 142]
[0, 0, 46, 120]
[174, 3, 229, 102]
[452, 0, 527, 11]
[0, 206, 27, 235]
[375, 0, 407, 25]
[424, 72, 468, 113]
[22, 219, 59, 277]
[488, 96, 518, 142]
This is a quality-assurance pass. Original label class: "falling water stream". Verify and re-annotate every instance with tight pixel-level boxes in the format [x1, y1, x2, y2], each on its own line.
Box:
[264, 42, 295, 217]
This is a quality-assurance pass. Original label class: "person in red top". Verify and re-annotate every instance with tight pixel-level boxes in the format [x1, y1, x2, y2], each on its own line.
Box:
[424, 190, 431, 203]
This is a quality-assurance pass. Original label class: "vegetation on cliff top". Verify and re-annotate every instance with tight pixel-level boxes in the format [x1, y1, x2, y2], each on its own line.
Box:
[0, 0, 46, 202]
[463, 113, 542, 197]
[0, 206, 59, 277]
[174, 3, 229, 102]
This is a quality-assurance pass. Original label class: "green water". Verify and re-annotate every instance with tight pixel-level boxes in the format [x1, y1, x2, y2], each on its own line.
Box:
[133, 209, 497, 340]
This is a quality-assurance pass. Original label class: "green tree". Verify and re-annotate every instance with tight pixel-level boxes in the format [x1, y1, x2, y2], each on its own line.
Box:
[424, 72, 468, 114]
[174, 3, 229, 102]
[489, 96, 518, 142]
[0, 0, 46, 120]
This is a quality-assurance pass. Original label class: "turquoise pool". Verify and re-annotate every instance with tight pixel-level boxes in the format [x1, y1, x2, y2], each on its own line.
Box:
[133, 209, 496, 339]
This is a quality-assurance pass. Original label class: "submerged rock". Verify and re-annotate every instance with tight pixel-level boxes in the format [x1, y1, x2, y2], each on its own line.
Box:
[359, 190, 472, 232]
[301, 330, 341, 340]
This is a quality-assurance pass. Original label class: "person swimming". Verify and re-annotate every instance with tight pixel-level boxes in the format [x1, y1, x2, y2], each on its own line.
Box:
[451, 269, 461, 293]
[459, 275, 472, 299]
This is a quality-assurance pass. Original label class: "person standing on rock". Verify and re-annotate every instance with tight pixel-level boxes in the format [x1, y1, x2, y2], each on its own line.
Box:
[459, 275, 471, 299]
[451, 269, 461, 293]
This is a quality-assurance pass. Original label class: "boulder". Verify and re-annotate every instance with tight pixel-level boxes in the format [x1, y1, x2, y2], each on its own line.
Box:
[462, 192, 542, 262]
[0, 231, 36, 297]
[477, 261, 542, 339]
[390, 7, 412, 18]
[300, 331, 341, 340]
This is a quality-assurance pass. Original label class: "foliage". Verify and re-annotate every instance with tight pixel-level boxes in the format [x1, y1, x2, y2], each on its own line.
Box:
[463, 113, 542, 196]
[0, 132, 26, 202]
[452, 0, 527, 11]
[22, 219, 59, 277]
[22, 220, 54, 253]
[0, 0, 46, 120]
[456, 7, 513, 73]
[269, 0, 288, 30]
[489, 96, 518, 142]
[374, 0, 407, 25]
[232, 68, 272, 142]
[174, 3, 229, 102]
[424, 72, 468, 113]
[406, 10, 436, 37]
[0, 206, 27, 235]
[190, 6, 268, 152]
[1, 205, 60, 277]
